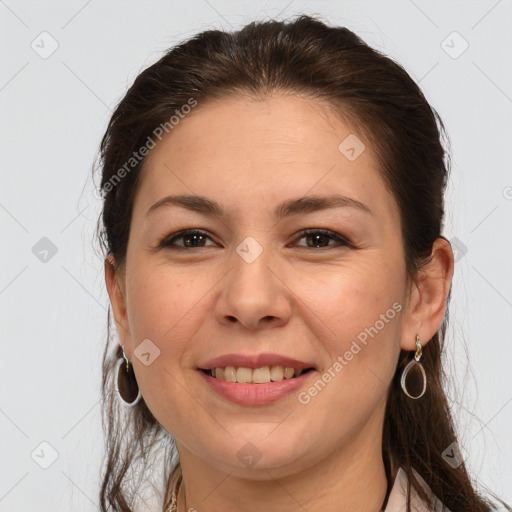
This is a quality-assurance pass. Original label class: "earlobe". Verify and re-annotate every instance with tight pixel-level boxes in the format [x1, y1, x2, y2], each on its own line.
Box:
[104, 255, 132, 351]
[400, 238, 454, 351]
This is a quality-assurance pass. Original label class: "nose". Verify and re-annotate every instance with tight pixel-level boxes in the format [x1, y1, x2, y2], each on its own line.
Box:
[214, 245, 292, 330]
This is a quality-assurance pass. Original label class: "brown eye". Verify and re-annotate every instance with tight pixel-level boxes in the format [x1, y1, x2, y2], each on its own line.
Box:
[160, 229, 215, 249]
[294, 229, 353, 249]
[304, 233, 331, 248]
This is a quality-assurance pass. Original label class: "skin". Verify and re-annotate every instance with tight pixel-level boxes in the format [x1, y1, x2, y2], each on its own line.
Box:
[105, 93, 454, 512]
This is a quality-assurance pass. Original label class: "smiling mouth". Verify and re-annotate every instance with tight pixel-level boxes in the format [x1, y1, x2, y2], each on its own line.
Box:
[199, 366, 316, 384]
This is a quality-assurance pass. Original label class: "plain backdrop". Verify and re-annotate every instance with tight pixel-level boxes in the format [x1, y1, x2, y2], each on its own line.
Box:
[1, 1, 511, 510]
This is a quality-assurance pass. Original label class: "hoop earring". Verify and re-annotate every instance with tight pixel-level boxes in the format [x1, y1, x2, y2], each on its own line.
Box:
[400, 334, 427, 399]
[115, 345, 141, 407]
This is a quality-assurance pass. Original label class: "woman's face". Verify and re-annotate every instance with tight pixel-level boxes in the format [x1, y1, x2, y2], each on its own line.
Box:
[110, 93, 418, 478]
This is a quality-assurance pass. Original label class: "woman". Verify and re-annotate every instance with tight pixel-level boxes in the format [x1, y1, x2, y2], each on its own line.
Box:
[95, 14, 510, 512]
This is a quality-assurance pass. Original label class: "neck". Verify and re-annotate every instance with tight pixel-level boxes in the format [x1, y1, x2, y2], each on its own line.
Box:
[174, 412, 389, 512]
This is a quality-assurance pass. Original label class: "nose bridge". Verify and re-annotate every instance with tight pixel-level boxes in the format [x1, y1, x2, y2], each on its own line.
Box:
[230, 235, 277, 298]
[215, 235, 291, 328]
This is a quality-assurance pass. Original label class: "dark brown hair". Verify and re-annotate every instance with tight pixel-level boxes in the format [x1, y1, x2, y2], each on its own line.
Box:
[95, 14, 510, 512]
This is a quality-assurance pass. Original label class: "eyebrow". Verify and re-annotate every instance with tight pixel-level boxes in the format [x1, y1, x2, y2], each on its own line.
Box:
[146, 193, 373, 218]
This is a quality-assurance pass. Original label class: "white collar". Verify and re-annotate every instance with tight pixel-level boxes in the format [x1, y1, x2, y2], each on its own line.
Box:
[384, 467, 451, 512]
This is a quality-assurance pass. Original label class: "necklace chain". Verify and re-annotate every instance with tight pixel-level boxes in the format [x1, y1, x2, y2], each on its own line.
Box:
[165, 474, 180, 512]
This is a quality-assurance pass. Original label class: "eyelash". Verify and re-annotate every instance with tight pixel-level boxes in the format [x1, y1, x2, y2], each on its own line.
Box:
[158, 228, 354, 250]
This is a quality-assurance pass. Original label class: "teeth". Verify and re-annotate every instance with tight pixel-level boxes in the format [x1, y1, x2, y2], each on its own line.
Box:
[224, 366, 237, 382]
[270, 365, 284, 381]
[206, 365, 307, 383]
[253, 367, 271, 383]
[236, 367, 252, 383]
[284, 367, 295, 379]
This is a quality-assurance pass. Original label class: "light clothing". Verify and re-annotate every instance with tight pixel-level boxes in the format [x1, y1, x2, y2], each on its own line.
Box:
[384, 467, 452, 512]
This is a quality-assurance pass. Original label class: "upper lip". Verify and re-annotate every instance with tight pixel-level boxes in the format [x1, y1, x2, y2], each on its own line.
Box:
[198, 353, 316, 370]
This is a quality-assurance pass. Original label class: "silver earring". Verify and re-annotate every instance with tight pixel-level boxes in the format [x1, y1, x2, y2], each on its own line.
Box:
[115, 345, 142, 407]
[400, 335, 427, 399]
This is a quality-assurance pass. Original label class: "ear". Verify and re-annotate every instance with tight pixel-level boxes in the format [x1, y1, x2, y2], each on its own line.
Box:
[400, 237, 454, 350]
[104, 255, 133, 357]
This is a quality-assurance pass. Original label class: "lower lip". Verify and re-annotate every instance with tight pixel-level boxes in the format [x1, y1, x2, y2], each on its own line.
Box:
[197, 369, 316, 405]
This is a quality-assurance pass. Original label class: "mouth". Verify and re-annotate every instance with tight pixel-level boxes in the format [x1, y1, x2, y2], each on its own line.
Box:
[197, 365, 318, 405]
[199, 366, 316, 384]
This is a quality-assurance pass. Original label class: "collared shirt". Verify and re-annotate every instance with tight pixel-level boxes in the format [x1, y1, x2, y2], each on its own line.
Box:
[384, 467, 452, 512]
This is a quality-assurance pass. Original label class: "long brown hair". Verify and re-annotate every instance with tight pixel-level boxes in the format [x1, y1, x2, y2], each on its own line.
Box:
[94, 14, 510, 511]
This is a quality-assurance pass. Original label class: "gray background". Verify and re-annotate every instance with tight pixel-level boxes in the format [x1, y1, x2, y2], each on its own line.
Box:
[1, 0, 511, 510]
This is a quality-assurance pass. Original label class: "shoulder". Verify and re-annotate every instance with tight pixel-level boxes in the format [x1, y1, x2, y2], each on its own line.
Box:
[384, 467, 452, 512]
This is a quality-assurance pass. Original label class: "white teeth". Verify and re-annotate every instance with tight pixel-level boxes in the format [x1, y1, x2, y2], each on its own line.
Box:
[252, 367, 271, 383]
[224, 366, 237, 382]
[270, 365, 284, 381]
[236, 367, 252, 383]
[283, 367, 295, 379]
[207, 365, 308, 383]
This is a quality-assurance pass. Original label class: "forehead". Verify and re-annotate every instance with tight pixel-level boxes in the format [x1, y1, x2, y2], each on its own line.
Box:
[144, 93, 370, 167]
[135, 93, 396, 220]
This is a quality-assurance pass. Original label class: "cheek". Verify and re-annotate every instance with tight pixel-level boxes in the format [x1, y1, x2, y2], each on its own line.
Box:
[122, 263, 217, 427]
[295, 270, 402, 411]
[297, 259, 403, 340]
[125, 260, 215, 337]
[123, 259, 226, 400]
[292, 258, 404, 399]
